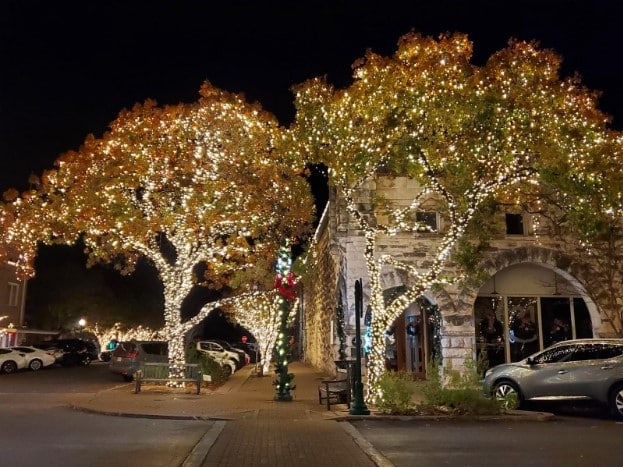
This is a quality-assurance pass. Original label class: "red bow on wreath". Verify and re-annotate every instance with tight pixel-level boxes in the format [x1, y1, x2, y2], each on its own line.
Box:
[274, 272, 297, 301]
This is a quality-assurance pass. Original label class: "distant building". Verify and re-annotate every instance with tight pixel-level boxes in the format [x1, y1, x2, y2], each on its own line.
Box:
[0, 260, 58, 346]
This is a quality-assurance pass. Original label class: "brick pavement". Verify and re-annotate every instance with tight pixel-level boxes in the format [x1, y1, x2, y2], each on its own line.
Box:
[197, 363, 378, 466]
[71, 361, 387, 466]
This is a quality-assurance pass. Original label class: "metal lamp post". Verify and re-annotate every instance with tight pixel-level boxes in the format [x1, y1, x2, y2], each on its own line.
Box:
[349, 279, 370, 415]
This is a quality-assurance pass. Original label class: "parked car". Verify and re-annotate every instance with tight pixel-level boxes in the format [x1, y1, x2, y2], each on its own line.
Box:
[209, 339, 250, 367]
[35, 339, 99, 366]
[109, 340, 168, 381]
[483, 338, 623, 419]
[196, 341, 241, 370]
[33, 342, 65, 362]
[232, 342, 261, 364]
[99, 340, 120, 362]
[0, 348, 28, 374]
[9, 346, 56, 371]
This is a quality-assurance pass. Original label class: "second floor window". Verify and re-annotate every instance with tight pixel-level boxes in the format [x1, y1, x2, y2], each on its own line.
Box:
[416, 211, 438, 232]
[505, 213, 524, 235]
[8, 282, 19, 307]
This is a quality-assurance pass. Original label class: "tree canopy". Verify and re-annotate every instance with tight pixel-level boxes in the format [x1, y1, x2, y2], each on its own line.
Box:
[289, 32, 619, 401]
[3, 81, 315, 366]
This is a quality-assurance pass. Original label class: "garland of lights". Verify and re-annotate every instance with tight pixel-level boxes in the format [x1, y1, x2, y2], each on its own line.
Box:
[273, 243, 296, 401]
[335, 298, 347, 361]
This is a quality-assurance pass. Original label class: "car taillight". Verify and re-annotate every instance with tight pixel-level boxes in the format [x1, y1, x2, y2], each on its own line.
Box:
[126, 352, 138, 358]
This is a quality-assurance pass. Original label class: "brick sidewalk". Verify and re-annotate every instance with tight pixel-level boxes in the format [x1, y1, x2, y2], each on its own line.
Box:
[71, 361, 384, 466]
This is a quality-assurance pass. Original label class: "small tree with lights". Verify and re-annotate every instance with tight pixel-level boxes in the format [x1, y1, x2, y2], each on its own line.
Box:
[290, 32, 619, 403]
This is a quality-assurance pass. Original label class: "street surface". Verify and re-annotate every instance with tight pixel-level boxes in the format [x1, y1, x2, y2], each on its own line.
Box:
[2, 361, 623, 467]
[352, 417, 623, 467]
[0, 362, 212, 467]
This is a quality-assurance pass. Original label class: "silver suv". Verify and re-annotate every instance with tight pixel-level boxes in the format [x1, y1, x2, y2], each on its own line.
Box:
[483, 338, 623, 419]
[109, 341, 168, 381]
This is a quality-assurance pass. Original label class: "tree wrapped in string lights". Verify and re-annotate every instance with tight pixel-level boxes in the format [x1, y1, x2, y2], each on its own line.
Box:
[222, 290, 289, 375]
[2, 82, 314, 376]
[290, 32, 618, 403]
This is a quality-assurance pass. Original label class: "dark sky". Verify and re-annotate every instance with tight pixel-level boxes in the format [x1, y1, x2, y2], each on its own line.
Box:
[2, 0, 623, 193]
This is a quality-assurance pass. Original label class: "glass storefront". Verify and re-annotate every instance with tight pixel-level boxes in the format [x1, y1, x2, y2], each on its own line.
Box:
[475, 295, 592, 372]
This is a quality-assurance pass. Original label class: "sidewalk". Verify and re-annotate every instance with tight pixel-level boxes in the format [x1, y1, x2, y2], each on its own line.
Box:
[70, 361, 387, 466]
[69, 361, 552, 466]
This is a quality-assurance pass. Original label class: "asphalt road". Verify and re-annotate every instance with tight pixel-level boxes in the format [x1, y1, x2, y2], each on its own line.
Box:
[352, 417, 623, 467]
[0, 362, 212, 467]
[3, 361, 623, 467]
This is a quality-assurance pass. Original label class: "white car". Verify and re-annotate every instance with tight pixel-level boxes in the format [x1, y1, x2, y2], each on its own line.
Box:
[0, 348, 28, 374]
[10, 346, 57, 371]
[196, 341, 239, 376]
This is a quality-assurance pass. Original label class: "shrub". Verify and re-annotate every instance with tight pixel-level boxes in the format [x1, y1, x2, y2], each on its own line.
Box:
[414, 358, 502, 416]
[186, 345, 227, 385]
[376, 371, 416, 415]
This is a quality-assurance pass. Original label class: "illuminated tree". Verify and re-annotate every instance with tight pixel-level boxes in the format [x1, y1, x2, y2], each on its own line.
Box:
[538, 134, 623, 336]
[222, 290, 289, 376]
[290, 32, 616, 402]
[4, 82, 314, 373]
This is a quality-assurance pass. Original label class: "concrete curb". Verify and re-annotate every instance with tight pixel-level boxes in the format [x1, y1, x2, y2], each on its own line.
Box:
[331, 409, 556, 422]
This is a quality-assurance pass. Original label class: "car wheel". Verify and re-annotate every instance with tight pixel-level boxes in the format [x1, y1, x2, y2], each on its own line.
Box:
[221, 364, 233, 377]
[81, 356, 91, 366]
[122, 374, 133, 382]
[1, 361, 18, 374]
[493, 380, 521, 409]
[29, 359, 43, 371]
[609, 383, 623, 420]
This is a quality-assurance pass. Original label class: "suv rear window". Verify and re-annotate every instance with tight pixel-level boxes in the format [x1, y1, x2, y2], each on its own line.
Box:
[141, 343, 167, 355]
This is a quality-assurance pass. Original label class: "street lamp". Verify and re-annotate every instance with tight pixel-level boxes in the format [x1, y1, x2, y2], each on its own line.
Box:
[78, 318, 86, 338]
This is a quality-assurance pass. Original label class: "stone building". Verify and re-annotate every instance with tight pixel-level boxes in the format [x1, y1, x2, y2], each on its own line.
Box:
[301, 176, 618, 378]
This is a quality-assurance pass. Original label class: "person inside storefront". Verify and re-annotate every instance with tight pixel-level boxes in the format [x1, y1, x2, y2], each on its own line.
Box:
[511, 310, 538, 360]
[547, 317, 570, 346]
[480, 310, 504, 367]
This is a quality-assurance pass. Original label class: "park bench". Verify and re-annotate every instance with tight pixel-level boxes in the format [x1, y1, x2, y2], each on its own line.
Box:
[134, 362, 202, 395]
[318, 365, 352, 410]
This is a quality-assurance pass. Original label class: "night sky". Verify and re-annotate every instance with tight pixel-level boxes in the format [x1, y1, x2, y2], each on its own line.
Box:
[2, 0, 623, 193]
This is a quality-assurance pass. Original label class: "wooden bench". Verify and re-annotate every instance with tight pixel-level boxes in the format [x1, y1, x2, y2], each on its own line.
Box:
[318, 366, 352, 410]
[134, 362, 202, 395]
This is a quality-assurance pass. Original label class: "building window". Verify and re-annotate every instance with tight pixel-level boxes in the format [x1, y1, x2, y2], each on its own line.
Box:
[8, 282, 19, 307]
[505, 213, 524, 235]
[416, 211, 437, 232]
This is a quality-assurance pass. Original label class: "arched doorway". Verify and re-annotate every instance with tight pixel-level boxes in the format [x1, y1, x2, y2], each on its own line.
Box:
[385, 291, 438, 378]
[474, 264, 594, 373]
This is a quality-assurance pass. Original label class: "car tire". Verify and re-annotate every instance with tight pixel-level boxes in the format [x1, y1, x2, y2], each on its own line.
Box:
[81, 356, 91, 366]
[122, 374, 133, 382]
[493, 380, 522, 409]
[221, 364, 233, 377]
[1, 360, 18, 374]
[29, 359, 43, 371]
[609, 383, 623, 420]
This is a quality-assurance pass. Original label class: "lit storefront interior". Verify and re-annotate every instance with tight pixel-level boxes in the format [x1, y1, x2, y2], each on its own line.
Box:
[475, 264, 593, 372]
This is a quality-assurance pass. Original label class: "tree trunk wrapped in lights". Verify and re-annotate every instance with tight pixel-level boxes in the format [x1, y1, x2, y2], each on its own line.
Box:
[289, 32, 619, 404]
[222, 290, 287, 375]
[273, 244, 297, 401]
[1, 82, 314, 380]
